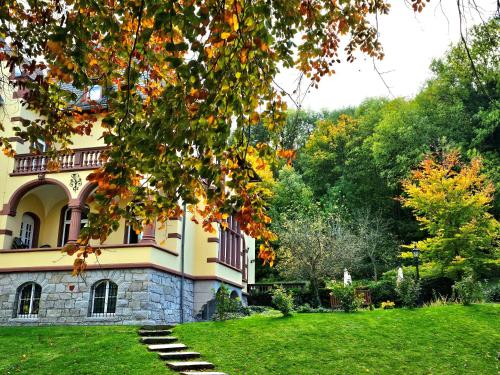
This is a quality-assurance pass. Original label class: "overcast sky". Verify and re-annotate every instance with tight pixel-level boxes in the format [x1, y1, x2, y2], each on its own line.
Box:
[276, 1, 498, 112]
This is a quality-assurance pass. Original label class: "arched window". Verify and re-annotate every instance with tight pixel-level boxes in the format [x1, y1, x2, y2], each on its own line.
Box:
[90, 280, 117, 317]
[59, 205, 89, 246]
[16, 282, 42, 318]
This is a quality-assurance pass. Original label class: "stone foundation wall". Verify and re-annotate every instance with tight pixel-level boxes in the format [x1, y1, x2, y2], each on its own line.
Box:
[0, 268, 194, 326]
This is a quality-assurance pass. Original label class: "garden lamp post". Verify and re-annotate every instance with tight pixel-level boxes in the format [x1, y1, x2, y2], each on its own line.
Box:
[412, 243, 420, 280]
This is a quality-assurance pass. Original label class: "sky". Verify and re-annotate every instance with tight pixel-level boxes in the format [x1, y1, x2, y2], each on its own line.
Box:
[276, 0, 498, 112]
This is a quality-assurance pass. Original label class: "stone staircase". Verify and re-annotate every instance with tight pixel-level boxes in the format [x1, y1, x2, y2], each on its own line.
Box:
[139, 325, 227, 375]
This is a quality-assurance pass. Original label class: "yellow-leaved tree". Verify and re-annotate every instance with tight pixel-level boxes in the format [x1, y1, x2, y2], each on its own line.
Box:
[401, 151, 499, 274]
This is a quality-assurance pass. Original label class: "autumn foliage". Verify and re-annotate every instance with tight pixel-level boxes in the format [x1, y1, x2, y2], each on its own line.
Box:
[401, 151, 499, 273]
[1, 0, 427, 272]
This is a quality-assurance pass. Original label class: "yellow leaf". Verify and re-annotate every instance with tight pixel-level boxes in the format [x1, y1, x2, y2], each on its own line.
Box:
[232, 14, 239, 31]
[221, 32, 231, 40]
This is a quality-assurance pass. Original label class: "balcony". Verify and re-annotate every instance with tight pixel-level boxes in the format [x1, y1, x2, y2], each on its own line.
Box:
[11, 147, 106, 176]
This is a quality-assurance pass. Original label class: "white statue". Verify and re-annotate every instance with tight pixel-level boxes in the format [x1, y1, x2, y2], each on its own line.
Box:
[397, 266, 404, 285]
[343, 268, 352, 286]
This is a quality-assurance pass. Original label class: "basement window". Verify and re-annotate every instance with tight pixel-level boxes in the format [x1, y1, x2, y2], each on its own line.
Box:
[15, 282, 42, 319]
[90, 280, 117, 317]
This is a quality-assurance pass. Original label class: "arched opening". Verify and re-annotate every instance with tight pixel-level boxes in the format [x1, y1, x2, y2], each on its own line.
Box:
[8, 182, 71, 249]
[230, 290, 239, 300]
[15, 282, 42, 318]
[89, 280, 118, 317]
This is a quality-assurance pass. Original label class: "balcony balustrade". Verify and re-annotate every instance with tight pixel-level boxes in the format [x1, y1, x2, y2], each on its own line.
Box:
[11, 147, 106, 175]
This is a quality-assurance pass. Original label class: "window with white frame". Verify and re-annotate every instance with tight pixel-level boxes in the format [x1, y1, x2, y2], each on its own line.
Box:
[125, 225, 142, 244]
[90, 280, 117, 317]
[59, 205, 89, 246]
[20, 213, 35, 248]
[16, 282, 42, 318]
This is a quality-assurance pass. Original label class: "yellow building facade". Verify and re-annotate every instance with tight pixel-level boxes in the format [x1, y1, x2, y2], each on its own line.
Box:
[0, 78, 255, 325]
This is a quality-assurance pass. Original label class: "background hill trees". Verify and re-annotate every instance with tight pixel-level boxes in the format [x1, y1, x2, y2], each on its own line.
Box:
[264, 18, 499, 283]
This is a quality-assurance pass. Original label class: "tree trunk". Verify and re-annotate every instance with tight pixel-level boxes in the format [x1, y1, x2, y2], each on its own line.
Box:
[369, 254, 378, 281]
[310, 278, 321, 307]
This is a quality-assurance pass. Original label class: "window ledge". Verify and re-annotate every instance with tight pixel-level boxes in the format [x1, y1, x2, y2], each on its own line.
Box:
[9, 317, 39, 322]
[84, 316, 119, 322]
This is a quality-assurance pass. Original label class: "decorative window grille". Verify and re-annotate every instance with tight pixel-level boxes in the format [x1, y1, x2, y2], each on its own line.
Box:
[219, 215, 243, 269]
[16, 282, 42, 318]
[90, 280, 118, 317]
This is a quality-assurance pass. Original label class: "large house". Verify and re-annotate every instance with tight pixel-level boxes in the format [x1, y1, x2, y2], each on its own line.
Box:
[0, 76, 255, 325]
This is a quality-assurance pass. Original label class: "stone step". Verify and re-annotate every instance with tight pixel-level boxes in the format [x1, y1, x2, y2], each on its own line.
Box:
[179, 372, 227, 375]
[166, 361, 215, 371]
[141, 336, 178, 344]
[140, 324, 176, 330]
[157, 351, 201, 360]
[138, 329, 172, 336]
[148, 343, 187, 352]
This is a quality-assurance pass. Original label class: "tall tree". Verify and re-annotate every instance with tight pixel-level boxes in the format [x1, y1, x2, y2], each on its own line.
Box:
[401, 151, 499, 274]
[1, 0, 419, 271]
[275, 211, 358, 306]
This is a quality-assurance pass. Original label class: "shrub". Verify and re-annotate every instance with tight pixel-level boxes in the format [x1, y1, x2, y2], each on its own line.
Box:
[213, 284, 241, 321]
[295, 303, 333, 313]
[483, 283, 500, 302]
[396, 277, 421, 308]
[419, 276, 454, 303]
[328, 282, 362, 313]
[271, 286, 294, 316]
[367, 279, 397, 306]
[248, 305, 270, 314]
[423, 291, 452, 307]
[247, 291, 273, 307]
[453, 276, 483, 305]
[381, 301, 395, 309]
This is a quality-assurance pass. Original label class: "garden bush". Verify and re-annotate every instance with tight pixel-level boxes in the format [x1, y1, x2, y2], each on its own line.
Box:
[396, 277, 421, 308]
[366, 279, 397, 306]
[248, 305, 271, 314]
[381, 301, 395, 309]
[483, 282, 500, 302]
[419, 276, 454, 302]
[271, 286, 294, 316]
[247, 291, 273, 307]
[453, 276, 483, 305]
[295, 303, 333, 313]
[213, 284, 243, 321]
[328, 282, 362, 313]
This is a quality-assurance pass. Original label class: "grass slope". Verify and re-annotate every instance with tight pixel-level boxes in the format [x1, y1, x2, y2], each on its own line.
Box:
[174, 304, 499, 375]
[0, 305, 498, 375]
[0, 325, 174, 375]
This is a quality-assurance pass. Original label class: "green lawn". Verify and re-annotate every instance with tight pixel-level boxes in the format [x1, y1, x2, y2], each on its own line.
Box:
[0, 304, 498, 375]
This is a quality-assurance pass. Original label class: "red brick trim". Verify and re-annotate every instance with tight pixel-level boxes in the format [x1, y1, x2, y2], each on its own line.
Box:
[191, 275, 243, 288]
[0, 243, 178, 256]
[207, 257, 242, 273]
[7, 136, 25, 144]
[77, 182, 98, 204]
[0, 229, 13, 236]
[0, 178, 72, 216]
[167, 233, 182, 239]
[0, 262, 243, 288]
[207, 237, 219, 243]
